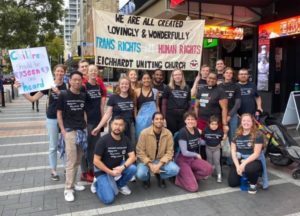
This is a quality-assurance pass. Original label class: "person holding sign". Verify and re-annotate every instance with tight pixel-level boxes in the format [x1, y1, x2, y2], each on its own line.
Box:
[162, 69, 191, 135]
[57, 71, 87, 202]
[134, 72, 159, 140]
[91, 76, 135, 142]
[15, 64, 67, 181]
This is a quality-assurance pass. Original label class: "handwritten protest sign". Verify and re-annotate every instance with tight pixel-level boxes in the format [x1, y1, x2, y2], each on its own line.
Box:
[93, 10, 205, 71]
[9, 47, 54, 94]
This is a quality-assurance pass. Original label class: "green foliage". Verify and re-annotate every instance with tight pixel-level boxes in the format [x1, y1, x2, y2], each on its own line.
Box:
[46, 36, 64, 67]
[0, 0, 64, 49]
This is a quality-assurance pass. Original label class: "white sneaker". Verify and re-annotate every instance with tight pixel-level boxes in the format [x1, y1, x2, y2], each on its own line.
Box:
[129, 175, 136, 182]
[64, 189, 75, 202]
[74, 183, 85, 191]
[90, 177, 97, 194]
[217, 174, 222, 183]
[119, 185, 131, 195]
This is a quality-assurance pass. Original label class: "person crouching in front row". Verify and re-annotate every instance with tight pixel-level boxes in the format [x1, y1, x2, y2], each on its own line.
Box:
[92, 116, 137, 204]
[136, 112, 180, 189]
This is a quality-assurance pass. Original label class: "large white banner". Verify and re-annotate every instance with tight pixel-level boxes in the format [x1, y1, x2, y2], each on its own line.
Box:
[9, 47, 54, 94]
[93, 10, 205, 71]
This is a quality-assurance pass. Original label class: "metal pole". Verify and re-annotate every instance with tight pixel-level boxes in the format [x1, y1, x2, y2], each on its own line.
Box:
[80, 0, 84, 59]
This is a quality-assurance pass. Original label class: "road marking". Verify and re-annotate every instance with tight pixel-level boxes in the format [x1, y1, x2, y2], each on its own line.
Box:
[0, 165, 64, 174]
[0, 181, 89, 197]
[0, 116, 45, 120]
[268, 167, 300, 187]
[0, 133, 47, 138]
[0, 151, 48, 158]
[284, 213, 300, 216]
[0, 141, 48, 147]
[55, 179, 287, 216]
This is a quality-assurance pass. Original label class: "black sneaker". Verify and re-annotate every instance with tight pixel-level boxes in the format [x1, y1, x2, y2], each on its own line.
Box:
[155, 174, 166, 189]
[143, 180, 151, 189]
[248, 184, 257, 194]
[51, 174, 60, 181]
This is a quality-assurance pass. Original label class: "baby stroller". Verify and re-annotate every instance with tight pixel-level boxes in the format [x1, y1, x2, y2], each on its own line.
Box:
[256, 113, 300, 179]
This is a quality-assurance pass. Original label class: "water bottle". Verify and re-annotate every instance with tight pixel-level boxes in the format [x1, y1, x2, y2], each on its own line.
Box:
[240, 174, 249, 191]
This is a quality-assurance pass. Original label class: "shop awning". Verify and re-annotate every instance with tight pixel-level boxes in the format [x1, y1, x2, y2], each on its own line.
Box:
[188, 0, 274, 8]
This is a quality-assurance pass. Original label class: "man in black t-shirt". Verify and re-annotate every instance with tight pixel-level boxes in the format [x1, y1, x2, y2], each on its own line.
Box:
[191, 64, 210, 97]
[92, 116, 136, 205]
[152, 69, 167, 110]
[57, 71, 87, 202]
[237, 68, 263, 116]
[216, 59, 226, 85]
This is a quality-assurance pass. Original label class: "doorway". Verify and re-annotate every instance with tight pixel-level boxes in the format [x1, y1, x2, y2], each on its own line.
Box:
[270, 35, 300, 113]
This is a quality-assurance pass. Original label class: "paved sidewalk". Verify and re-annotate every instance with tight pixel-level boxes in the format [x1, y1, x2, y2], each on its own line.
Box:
[1, 96, 300, 216]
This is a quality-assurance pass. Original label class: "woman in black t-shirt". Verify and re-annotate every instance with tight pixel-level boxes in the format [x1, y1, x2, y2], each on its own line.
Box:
[219, 67, 241, 142]
[162, 69, 191, 134]
[228, 113, 263, 194]
[15, 64, 67, 181]
[134, 72, 159, 139]
[175, 111, 213, 192]
[92, 77, 135, 141]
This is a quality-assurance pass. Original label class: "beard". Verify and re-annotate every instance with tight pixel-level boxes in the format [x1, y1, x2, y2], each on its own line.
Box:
[112, 129, 122, 136]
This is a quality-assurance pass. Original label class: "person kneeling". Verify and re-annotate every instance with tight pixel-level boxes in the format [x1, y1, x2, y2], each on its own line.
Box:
[92, 116, 137, 204]
[136, 112, 180, 189]
[228, 113, 264, 194]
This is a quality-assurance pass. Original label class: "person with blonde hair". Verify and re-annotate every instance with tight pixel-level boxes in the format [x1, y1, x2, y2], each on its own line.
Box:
[162, 69, 191, 134]
[92, 76, 134, 141]
[127, 69, 140, 90]
[15, 64, 67, 181]
[228, 113, 264, 194]
[80, 65, 106, 183]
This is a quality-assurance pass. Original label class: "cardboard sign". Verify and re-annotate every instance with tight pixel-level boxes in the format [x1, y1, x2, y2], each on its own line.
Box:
[93, 10, 205, 70]
[9, 47, 54, 94]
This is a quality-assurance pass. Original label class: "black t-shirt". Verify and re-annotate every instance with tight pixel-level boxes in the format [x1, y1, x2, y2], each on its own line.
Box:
[197, 79, 207, 92]
[42, 83, 67, 119]
[83, 82, 103, 125]
[94, 133, 133, 176]
[233, 133, 264, 155]
[107, 94, 134, 121]
[238, 82, 259, 115]
[219, 82, 241, 112]
[57, 90, 86, 130]
[153, 83, 167, 108]
[217, 73, 224, 84]
[178, 127, 201, 153]
[203, 127, 224, 147]
[196, 85, 227, 121]
[163, 85, 191, 110]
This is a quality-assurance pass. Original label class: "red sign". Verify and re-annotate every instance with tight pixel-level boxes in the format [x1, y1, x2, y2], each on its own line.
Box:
[259, 15, 300, 39]
[204, 26, 244, 40]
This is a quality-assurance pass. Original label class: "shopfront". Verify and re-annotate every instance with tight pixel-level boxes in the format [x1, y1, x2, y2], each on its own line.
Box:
[258, 15, 300, 113]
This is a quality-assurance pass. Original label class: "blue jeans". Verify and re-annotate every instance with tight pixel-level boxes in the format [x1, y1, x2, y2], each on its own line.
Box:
[229, 113, 238, 143]
[95, 164, 137, 205]
[46, 118, 61, 171]
[136, 160, 180, 181]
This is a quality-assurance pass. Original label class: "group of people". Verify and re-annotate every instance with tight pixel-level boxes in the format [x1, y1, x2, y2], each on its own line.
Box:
[16, 59, 268, 204]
